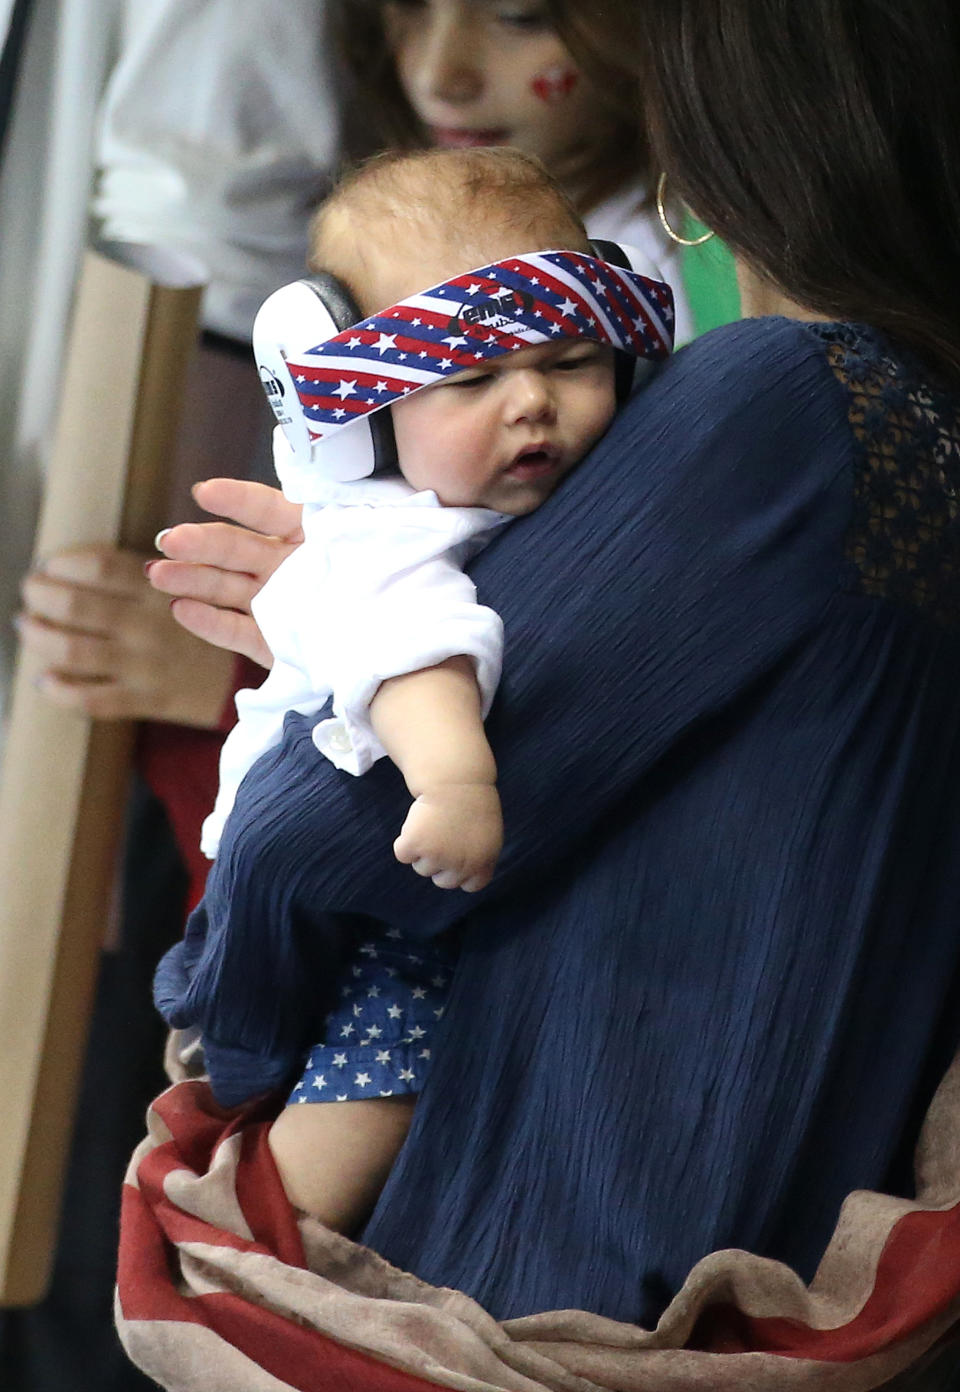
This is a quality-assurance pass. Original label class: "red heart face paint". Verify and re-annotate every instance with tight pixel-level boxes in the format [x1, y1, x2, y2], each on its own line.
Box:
[531, 65, 578, 104]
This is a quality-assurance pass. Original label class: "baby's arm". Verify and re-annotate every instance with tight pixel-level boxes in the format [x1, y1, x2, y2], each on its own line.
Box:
[370, 655, 502, 892]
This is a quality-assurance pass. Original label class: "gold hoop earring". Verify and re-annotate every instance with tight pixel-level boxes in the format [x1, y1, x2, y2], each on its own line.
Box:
[655, 172, 715, 247]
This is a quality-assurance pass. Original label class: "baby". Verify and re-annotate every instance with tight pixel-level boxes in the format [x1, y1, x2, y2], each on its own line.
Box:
[156, 147, 674, 1230]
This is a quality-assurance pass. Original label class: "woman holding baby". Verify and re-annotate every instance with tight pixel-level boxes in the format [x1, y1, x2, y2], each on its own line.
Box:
[19, 0, 960, 1388]
[137, 4, 960, 1387]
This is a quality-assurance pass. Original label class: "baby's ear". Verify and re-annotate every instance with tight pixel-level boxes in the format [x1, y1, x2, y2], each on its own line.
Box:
[252, 277, 398, 484]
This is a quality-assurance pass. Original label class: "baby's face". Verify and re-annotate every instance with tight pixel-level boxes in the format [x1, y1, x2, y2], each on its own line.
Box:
[390, 338, 616, 515]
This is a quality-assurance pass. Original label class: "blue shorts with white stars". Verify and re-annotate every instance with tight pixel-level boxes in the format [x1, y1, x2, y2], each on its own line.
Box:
[286, 929, 456, 1105]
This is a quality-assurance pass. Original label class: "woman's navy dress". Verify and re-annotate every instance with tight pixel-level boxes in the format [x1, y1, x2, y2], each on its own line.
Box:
[157, 317, 960, 1328]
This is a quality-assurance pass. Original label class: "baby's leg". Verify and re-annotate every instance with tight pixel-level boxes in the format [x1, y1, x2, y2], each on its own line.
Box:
[269, 1095, 416, 1232]
[269, 929, 455, 1230]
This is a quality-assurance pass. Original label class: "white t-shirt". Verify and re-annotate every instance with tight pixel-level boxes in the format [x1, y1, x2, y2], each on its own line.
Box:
[93, 0, 339, 339]
[201, 436, 506, 859]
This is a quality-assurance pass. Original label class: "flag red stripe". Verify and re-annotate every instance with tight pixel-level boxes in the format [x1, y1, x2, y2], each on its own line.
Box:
[194, 1292, 455, 1392]
[234, 1119, 308, 1268]
[696, 1202, 960, 1360]
[117, 1182, 211, 1325]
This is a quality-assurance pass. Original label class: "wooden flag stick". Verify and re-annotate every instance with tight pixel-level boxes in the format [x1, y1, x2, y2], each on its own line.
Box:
[0, 245, 203, 1306]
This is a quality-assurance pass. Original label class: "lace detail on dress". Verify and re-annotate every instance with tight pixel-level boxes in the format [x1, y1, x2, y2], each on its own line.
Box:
[809, 323, 960, 624]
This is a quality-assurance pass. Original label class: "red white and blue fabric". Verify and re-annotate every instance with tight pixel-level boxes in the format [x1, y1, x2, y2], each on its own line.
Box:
[285, 250, 674, 442]
[116, 1051, 960, 1391]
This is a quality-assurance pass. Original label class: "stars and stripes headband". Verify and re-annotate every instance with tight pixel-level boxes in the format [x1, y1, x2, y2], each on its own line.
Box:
[253, 247, 674, 484]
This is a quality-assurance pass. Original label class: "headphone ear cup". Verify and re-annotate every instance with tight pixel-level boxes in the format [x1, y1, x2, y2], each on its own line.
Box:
[588, 239, 673, 402]
[299, 278, 399, 478]
[301, 271, 362, 333]
[252, 275, 398, 486]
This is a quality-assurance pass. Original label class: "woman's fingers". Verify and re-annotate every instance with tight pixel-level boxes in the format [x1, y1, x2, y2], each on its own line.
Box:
[145, 556, 260, 611]
[15, 611, 119, 676]
[191, 478, 304, 542]
[154, 520, 284, 573]
[16, 542, 248, 723]
[33, 671, 141, 721]
[37, 544, 148, 595]
[147, 481, 302, 667]
[152, 521, 297, 604]
[167, 596, 274, 670]
[20, 570, 134, 637]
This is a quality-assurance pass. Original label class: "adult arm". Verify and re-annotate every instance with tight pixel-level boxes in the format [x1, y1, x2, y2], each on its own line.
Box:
[164, 317, 857, 1097]
[214, 318, 855, 934]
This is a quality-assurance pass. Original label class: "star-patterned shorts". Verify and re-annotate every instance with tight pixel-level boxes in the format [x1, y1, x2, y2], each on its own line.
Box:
[286, 929, 456, 1105]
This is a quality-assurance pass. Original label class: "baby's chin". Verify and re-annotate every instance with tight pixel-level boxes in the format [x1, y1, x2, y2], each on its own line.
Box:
[473, 479, 568, 517]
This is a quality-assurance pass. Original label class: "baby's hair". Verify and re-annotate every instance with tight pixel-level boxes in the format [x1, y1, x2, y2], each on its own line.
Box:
[309, 147, 591, 297]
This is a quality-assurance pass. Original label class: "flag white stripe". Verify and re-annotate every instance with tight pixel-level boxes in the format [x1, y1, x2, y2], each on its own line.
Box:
[606, 266, 674, 353]
[295, 355, 441, 386]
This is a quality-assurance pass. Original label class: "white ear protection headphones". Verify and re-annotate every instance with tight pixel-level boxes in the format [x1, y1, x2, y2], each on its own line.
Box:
[253, 239, 672, 485]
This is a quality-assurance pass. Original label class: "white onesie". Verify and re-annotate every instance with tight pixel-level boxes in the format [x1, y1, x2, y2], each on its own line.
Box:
[201, 431, 507, 859]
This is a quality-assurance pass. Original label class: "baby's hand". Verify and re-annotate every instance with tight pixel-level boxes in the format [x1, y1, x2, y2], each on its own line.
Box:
[394, 783, 503, 892]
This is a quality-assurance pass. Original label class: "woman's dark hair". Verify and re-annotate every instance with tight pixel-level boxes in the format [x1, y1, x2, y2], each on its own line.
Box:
[634, 0, 960, 381]
[328, 0, 649, 215]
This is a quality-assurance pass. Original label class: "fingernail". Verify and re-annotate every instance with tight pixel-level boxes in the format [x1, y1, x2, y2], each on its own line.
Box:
[154, 528, 171, 551]
[143, 559, 157, 577]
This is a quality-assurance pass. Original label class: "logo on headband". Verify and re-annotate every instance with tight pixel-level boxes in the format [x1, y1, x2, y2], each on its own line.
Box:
[280, 250, 674, 442]
[447, 287, 535, 338]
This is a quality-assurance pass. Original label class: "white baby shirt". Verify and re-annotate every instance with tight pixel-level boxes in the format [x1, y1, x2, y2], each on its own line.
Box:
[201, 435, 507, 859]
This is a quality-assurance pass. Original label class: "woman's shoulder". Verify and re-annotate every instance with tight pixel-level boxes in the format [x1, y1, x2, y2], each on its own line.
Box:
[630, 314, 857, 457]
[652, 316, 960, 625]
[668, 312, 841, 382]
[654, 314, 959, 446]
[671, 312, 958, 404]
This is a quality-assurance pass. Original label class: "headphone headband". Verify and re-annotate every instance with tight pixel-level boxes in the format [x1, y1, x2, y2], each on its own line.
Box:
[254, 245, 674, 490]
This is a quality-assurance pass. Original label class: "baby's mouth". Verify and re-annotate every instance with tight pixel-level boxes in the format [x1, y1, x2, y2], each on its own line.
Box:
[504, 444, 561, 480]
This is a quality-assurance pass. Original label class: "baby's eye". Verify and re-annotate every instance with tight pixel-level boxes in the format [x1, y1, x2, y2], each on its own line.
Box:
[445, 372, 490, 389]
[554, 350, 602, 371]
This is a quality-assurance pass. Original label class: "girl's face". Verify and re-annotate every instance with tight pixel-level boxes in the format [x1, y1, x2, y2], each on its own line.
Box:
[382, 0, 612, 194]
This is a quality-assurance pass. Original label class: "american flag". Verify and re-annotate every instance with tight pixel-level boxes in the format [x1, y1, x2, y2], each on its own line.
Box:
[115, 1074, 960, 1391]
[282, 250, 674, 443]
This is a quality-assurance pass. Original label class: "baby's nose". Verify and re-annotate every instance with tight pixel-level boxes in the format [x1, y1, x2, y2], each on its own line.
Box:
[506, 373, 555, 422]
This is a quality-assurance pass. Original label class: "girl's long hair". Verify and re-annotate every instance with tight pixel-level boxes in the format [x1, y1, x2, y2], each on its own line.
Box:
[633, 0, 960, 382]
[328, 0, 650, 216]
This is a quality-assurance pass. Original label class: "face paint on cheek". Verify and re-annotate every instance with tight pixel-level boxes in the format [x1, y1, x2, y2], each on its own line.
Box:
[531, 64, 578, 104]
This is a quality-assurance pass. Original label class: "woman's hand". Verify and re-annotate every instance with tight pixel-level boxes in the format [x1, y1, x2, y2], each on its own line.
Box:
[146, 478, 304, 670]
[17, 544, 239, 727]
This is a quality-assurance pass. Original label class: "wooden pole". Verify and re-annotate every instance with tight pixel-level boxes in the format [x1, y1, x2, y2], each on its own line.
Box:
[0, 246, 203, 1305]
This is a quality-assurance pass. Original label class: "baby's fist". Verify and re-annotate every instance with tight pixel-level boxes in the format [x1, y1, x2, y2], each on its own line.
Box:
[393, 782, 503, 892]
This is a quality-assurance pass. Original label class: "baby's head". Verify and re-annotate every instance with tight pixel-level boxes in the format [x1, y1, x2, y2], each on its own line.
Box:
[309, 148, 618, 515]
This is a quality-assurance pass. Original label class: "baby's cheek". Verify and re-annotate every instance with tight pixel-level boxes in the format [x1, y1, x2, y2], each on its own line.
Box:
[530, 65, 578, 105]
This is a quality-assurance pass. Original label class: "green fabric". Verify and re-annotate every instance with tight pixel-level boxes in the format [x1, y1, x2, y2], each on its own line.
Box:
[679, 217, 741, 339]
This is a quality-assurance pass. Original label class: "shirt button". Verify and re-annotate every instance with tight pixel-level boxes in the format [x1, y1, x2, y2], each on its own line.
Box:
[329, 728, 353, 752]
